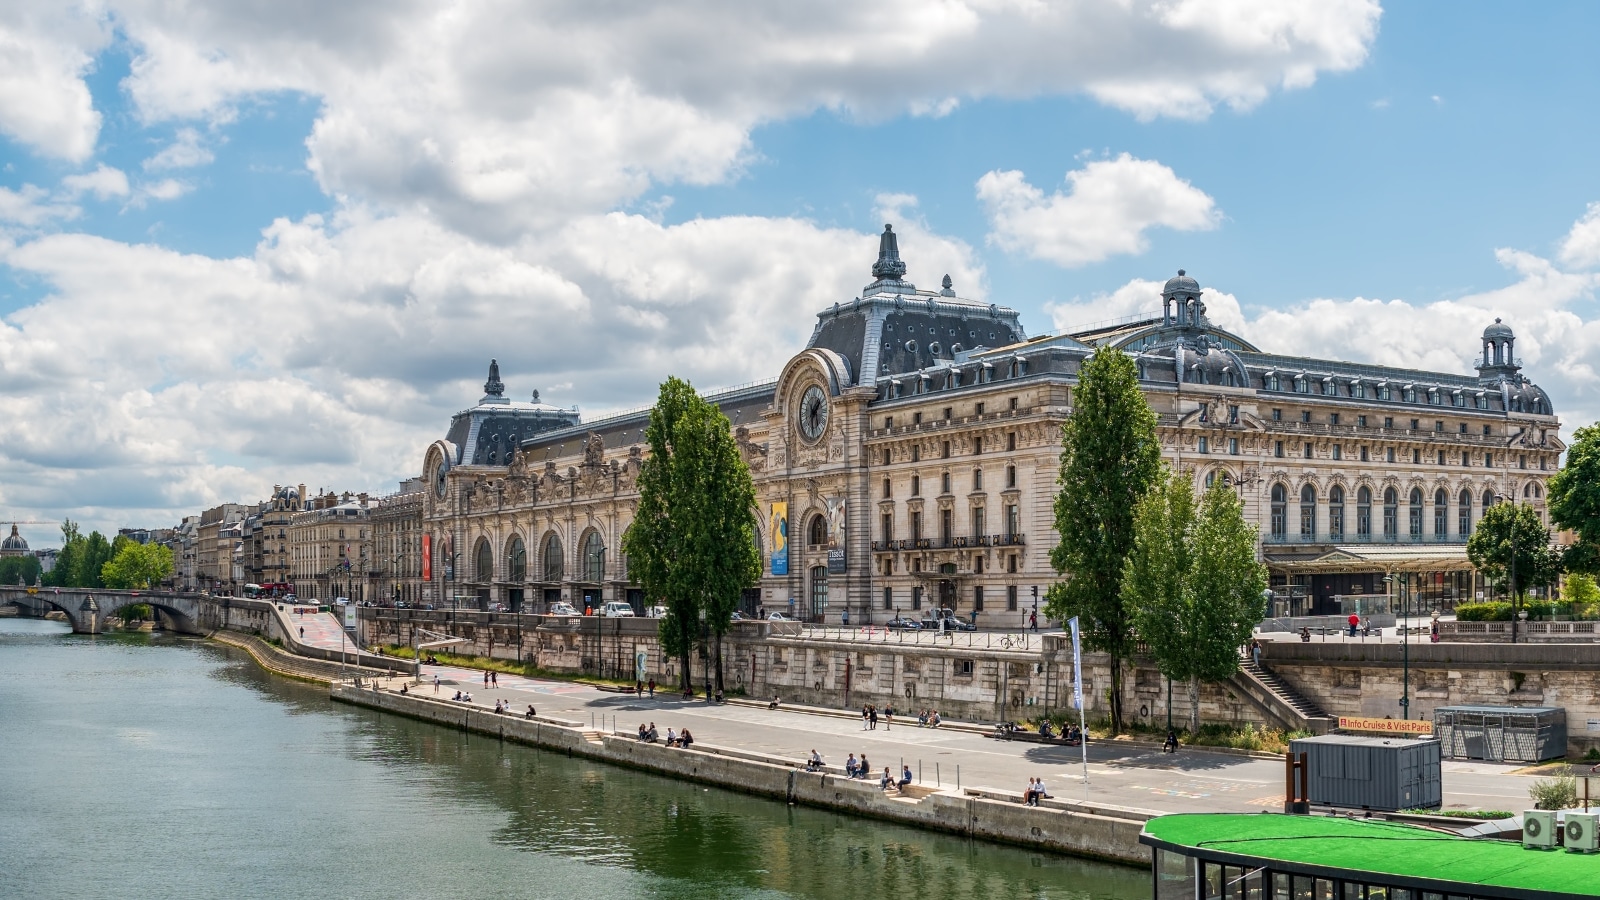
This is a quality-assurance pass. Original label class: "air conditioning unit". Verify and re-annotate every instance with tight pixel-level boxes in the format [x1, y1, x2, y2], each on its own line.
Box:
[1565, 812, 1599, 852]
[1523, 810, 1557, 848]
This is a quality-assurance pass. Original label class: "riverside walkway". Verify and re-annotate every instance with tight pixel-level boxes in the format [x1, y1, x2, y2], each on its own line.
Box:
[372, 663, 1532, 816]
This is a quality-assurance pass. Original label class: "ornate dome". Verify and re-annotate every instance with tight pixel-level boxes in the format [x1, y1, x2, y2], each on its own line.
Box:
[1483, 318, 1514, 339]
[1163, 269, 1200, 295]
[1, 525, 28, 552]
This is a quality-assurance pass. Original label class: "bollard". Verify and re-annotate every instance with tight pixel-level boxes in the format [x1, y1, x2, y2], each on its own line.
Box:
[918, 760, 922, 784]
[936, 762, 941, 787]
[957, 764, 961, 791]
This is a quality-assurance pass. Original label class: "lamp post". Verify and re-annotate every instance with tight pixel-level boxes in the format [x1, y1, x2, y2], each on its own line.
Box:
[1385, 573, 1409, 719]
[1491, 494, 1520, 644]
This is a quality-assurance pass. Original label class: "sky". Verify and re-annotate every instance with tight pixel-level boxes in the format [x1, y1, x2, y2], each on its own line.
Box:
[1, 1, 1599, 544]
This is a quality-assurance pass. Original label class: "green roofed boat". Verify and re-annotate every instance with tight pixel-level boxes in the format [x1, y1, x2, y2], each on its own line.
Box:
[1140, 813, 1600, 900]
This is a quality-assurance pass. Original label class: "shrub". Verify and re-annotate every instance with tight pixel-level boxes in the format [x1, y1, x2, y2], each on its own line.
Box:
[1529, 774, 1577, 810]
[1522, 599, 1556, 619]
[1584, 747, 1600, 762]
[1455, 601, 1512, 622]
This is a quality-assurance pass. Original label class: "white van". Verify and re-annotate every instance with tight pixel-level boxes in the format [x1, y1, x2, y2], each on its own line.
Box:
[601, 602, 636, 618]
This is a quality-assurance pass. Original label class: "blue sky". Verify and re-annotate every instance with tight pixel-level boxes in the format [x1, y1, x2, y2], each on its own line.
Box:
[0, 1, 1596, 537]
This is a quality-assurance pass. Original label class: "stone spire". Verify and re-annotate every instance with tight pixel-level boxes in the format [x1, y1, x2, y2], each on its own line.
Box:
[482, 358, 506, 402]
[871, 224, 907, 280]
[940, 274, 955, 297]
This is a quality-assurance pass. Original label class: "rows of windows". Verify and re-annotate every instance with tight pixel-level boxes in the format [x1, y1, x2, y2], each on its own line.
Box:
[879, 430, 1021, 465]
[1261, 373, 1494, 409]
[877, 583, 1023, 611]
[1267, 440, 1500, 468]
[876, 505, 1024, 544]
[1267, 484, 1531, 539]
[883, 465, 1018, 498]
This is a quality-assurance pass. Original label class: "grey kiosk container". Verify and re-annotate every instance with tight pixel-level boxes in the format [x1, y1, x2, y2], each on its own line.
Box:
[1289, 734, 1442, 812]
[1433, 706, 1566, 762]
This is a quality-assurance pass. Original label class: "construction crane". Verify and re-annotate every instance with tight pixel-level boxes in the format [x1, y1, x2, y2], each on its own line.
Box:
[0, 521, 56, 526]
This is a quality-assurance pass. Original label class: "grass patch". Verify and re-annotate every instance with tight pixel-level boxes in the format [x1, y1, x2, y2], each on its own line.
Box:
[381, 644, 639, 690]
[1402, 809, 1514, 820]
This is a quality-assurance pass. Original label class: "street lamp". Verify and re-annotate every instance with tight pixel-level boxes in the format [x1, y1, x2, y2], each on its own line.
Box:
[1492, 494, 1519, 644]
[1384, 573, 1409, 720]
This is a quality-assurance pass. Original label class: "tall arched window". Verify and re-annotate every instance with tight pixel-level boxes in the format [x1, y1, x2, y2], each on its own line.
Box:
[583, 531, 606, 583]
[1299, 484, 1316, 538]
[507, 536, 526, 582]
[1357, 487, 1372, 537]
[810, 566, 828, 619]
[1458, 490, 1472, 536]
[1433, 489, 1448, 536]
[543, 533, 563, 581]
[1270, 484, 1287, 537]
[475, 538, 493, 581]
[1408, 488, 1424, 537]
[1382, 487, 1398, 537]
[1483, 489, 1496, 513]
[1329, 486, 1345, 538]
[808, 514, 827, 546]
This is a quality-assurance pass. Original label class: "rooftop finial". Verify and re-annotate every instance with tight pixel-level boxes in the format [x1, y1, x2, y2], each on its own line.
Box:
[940, 274, 955, 297]
[1177, 269, 1185, 276]
[532, 389, 541, 404]
[871, 223, 907, 280]
[483, 359, 505, 397]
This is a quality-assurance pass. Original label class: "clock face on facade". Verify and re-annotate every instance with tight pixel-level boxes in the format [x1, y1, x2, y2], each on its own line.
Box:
[434, 458, 448, 498]
[798, 384, 829, 442]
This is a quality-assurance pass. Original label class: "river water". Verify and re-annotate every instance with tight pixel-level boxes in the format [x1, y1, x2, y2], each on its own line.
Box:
[0, 618, 1151, 900]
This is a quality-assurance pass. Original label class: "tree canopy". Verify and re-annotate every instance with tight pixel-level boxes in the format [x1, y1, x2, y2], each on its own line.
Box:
[1126, 471, 1266, 733]
[44, 519, 115, 589]
[101, 541, 176, 590]
[1046, 345, 1161, 733]
[622, 377, 759, 694]
[1467, 501, 1552, 598]
[1550, 424, 1600, 574]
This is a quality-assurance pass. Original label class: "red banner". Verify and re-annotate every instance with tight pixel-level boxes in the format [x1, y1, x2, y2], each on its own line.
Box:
[421, 533, 432, 582]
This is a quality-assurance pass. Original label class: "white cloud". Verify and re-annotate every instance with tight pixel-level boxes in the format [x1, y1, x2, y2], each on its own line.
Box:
[0, 5, 109, 161]
[60, 164, 131, 200]
[91, 0, 1378, 238]
[128, 178, 191, 207]
[0, 184, 78, 226]
[1559, 202, 1600, 270]
[143, 127, 215, 171]
[978, 155, 1220, 267]
[1048, 278, 1246, 336]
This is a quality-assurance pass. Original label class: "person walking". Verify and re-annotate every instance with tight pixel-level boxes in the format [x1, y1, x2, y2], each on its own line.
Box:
[299, 626, 305, 641]
[1250, 638, 1262, 669]
[648, 678, 656, 698]
[1029, 610, 1038, 631]
[869, 705, 879, 730]
[433, 675, 440, 694]
[883, 705, 893, 731]
[861, 705, 870, 730]
[491, 670, 498, 686]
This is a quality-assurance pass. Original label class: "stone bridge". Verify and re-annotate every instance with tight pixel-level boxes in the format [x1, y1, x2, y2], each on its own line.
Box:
[0, 586, 211, 635]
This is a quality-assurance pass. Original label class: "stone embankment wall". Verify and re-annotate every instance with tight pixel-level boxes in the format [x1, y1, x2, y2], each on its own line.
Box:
[358, 609, 1276, 728]
[332, 684, 1149, 865]
[1262, 642, 1600, 756]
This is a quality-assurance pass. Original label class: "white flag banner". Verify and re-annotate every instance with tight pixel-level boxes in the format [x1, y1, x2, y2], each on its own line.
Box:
[1069, 615, 1084, 710]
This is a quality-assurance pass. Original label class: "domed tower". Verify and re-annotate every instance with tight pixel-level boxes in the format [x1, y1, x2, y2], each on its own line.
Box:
[0, 524, 29, 557]
[1477, 318, 1519, 378]
[1162, 270, 1205, 327]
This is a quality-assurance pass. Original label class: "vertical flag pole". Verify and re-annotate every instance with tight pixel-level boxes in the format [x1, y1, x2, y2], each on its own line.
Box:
[1070, 616, 1088, 788]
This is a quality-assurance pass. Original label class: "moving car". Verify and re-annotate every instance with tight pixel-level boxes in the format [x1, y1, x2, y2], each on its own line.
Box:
[765, 612, 796, 622]
[884, 616, 922, 630]
[600, 601, 636, 617]
[547, 602, 579, 616]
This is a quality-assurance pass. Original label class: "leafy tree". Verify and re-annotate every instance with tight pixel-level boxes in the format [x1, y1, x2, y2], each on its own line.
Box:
[1046, 345, 1161, 733]
[623, 377, 758, 695]
[76, 531, 113, 589]
[101, 541, 175, 590]
[1467, 502, 1551, 618]
[1127, 472, 1267, 734]
[1565, 572, 1600, 618]
[0, 554, 42, 586]
[44, 518, 82, 588]
[1550, 424, 1600, 574]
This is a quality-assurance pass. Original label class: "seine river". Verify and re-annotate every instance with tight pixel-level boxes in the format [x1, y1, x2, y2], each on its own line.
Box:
[0, 618, 1150, 900]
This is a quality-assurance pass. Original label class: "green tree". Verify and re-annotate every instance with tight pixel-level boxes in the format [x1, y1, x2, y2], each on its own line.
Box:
[1550, 424, 1600, 574]
[1564, 572, 1600, 618]
[0, 554, 42, 586]
[1046, 345, 1162, 733]
[75, 531, 113, 589]
[623, 377, 759, 695]
[101, 541, 175, 590]
[44, 518, 83, 588]
[1467, 502, 1551, 619]
[1126, 472, 1267, 734]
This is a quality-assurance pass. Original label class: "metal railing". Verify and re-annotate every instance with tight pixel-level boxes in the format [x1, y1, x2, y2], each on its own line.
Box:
[784, 624, 1042, 651]
[871, 534, 1026, 552]
[1261, 531, 1467, 545]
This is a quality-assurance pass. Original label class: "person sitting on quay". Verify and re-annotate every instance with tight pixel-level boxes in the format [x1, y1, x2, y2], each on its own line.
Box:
[916, 709, 929, 727]
[1162, 729, 1179, 753]
[1024, 778, 1040, 806]
[679, 728, 694, 748]
[806, 749, 823, 772]
[462, 692, 472, 703]
[898, 765, 912, 789]
[767, 694, 781, 710]
[928, 710, 942, 728]
[845, 753, 858, 778]
[637, 723, 649, 741]
[665, 727, 678, 747]
[645, 722, 659, 743]
[493, 699, 504, 714]
[399, 682, 408, 696]
[1036, 777, 1049, 803]
[525, 704, 537, 719]
[453, 690, 463, 701]
[857, 754, 870, 778]
[714, 689, 725, 704]
[880, 767, 894, 792]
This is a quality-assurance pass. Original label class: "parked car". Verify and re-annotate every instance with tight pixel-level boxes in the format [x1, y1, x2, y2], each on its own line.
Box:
[729, 610, 746, 622]
[548, 602, 579, 616]
[921, 608, 977, 631]
[601, 601, 636, 617]
[884, 616, 922, 630]
[765, 612, 795, 622]
[645, 606, 668, 618]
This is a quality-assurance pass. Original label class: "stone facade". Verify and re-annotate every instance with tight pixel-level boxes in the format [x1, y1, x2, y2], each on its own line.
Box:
[369, 481, 424, 606]
[288, 490, 371, 600]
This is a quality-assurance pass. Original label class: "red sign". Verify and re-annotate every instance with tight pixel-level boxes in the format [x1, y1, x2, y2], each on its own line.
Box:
[421, 533, 432, 582]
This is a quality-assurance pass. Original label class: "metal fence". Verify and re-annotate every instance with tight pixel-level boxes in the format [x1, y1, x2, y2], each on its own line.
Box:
[784, 624, 1043, 652]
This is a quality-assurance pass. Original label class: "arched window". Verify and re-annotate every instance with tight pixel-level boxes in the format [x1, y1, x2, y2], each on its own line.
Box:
[810, 566, 828, 619]
[1483, 489, 1496, 513]
[1357, 487, 1372, 536]
[1458, 490, 1472, 535]
[507, 536, 526, 582]
[583, 531, 606, 583]
[1329, 486, 1345, 538]
[1383, 488, 1398, 537]
[1299, 484, 1316, 537]
[808, 514, 827, 546]
[1270, 484, 1287, 537]
[475, 538, 493, 581]
[1434, 489, 1448, 536]
[1408, 488, 1424, 537]
[543, 533, 563, 582]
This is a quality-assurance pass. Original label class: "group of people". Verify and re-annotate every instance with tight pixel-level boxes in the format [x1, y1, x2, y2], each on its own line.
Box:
[915, 709, 943, 728]
[632, 679, 658, 698]
[860, 704, 892, 730]
[838, 753, 914, 791]
[450, 690, 474, 702]
[635, 722, 695, 748]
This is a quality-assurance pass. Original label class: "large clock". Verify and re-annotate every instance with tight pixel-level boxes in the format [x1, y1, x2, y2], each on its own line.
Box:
[798, 384, 829, 442]
[433, 457, 448, 498]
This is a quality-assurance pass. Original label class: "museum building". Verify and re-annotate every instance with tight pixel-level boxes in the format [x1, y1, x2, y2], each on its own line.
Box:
[420, 226, 1562, 624]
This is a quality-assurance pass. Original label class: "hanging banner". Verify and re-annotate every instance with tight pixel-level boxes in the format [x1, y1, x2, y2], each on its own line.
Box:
[826, 496, 847, 574]
[421, 533, 432, 582]
[1338, 716, 1434, 735]
[770, 502, 789, 576]
[1069, 616, 1084, 711]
